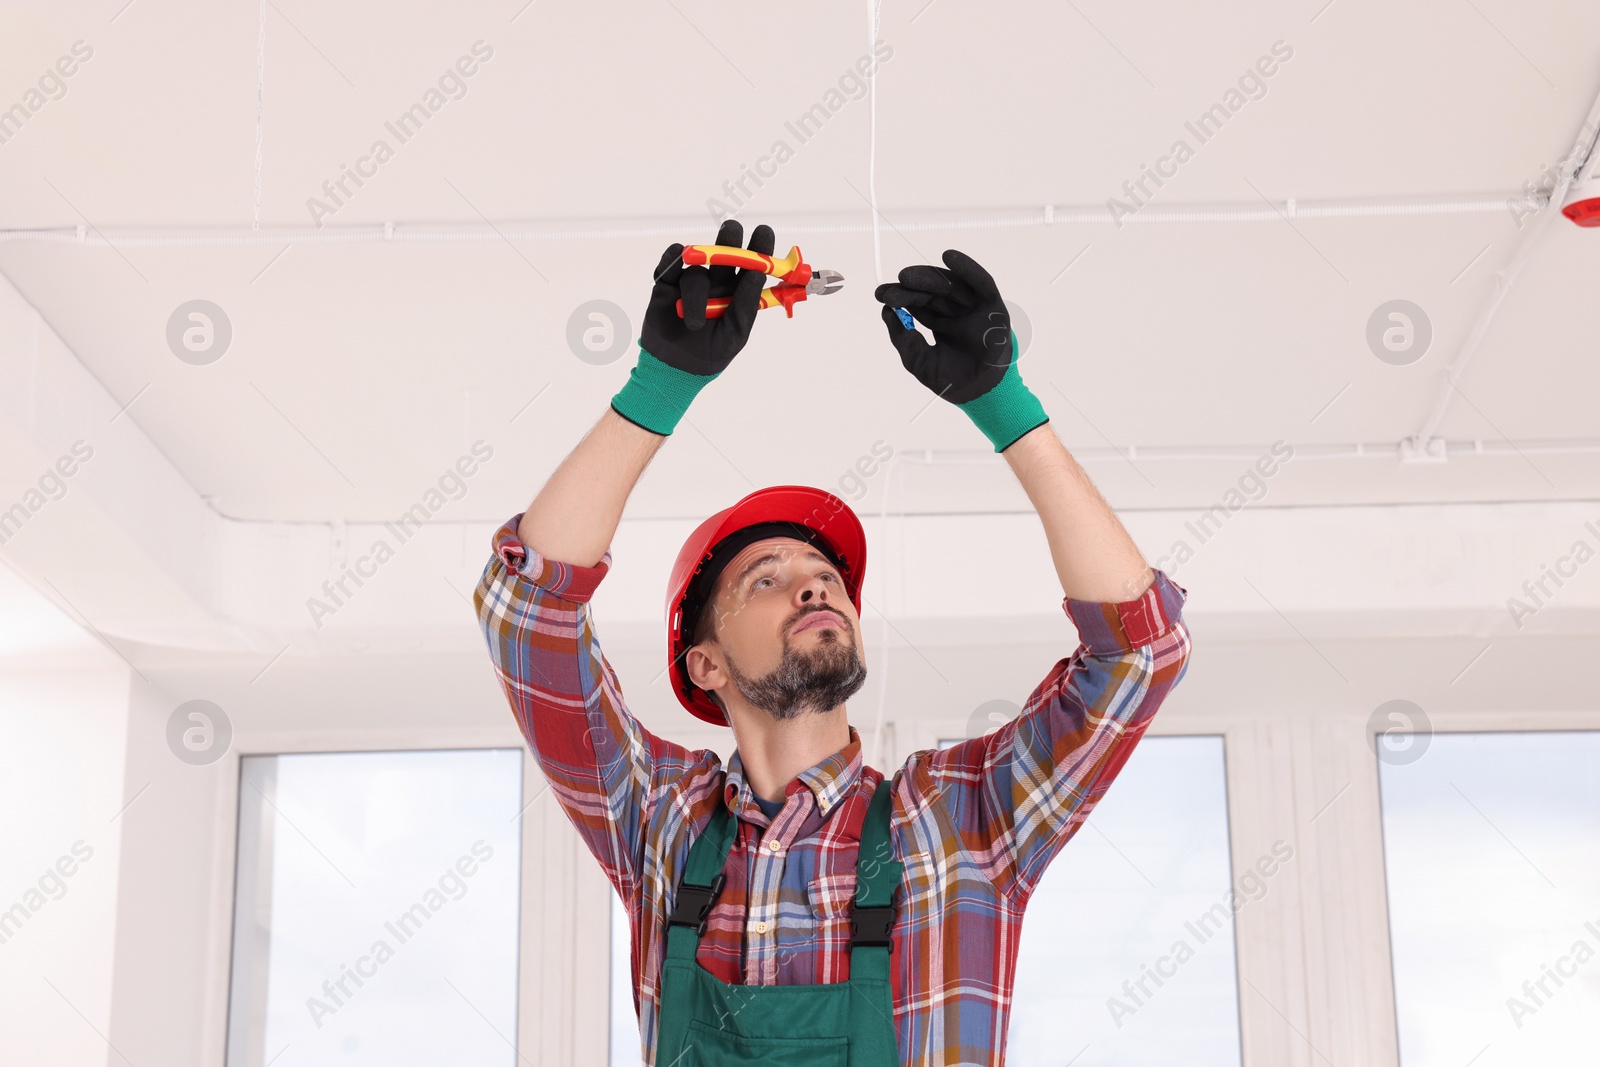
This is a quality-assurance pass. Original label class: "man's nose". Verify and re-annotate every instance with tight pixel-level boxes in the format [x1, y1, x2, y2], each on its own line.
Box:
[798, 578, 831, 606]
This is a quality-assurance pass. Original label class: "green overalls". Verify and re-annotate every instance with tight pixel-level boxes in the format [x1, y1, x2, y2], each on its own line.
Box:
[655, 778, 903, 1067]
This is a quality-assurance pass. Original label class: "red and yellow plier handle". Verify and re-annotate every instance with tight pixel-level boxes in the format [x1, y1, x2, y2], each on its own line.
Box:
[674, 244, 843, 319]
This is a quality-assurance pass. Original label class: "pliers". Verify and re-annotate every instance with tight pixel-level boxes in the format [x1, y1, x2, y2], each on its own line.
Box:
[674, 244, 844, 319]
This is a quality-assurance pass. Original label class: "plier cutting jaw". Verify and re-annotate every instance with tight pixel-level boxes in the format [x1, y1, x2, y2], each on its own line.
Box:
[674, 244, 844, 319]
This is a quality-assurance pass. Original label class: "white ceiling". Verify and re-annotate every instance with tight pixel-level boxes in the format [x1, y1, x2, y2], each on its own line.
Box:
[3, 0, 1600, 657]
[3, 1, 1600, 523]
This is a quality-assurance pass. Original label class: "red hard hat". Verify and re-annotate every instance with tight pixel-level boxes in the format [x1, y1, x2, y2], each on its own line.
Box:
[665, 485, 867, 726]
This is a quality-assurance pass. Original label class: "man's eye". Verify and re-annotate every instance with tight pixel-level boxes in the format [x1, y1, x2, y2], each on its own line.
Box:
[753, 576, 775, 590]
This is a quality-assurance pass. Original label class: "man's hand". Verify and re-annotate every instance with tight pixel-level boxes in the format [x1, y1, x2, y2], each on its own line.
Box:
[642, 219, 775, 375]
[872, 249, 1050, 453]
[876, 250, 1151, 600]
[610, 220, 775, 436]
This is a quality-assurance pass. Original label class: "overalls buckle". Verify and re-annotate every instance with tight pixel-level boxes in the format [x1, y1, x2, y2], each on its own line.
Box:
[850, 904, 896, 952]
[669, 871, 728, 936]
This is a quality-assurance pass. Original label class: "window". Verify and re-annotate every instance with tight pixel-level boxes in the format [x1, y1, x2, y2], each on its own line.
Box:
[1379, 730, 1600, 1066]
[226, 749, 523, 1065]
[998, 734, 1244, 1066]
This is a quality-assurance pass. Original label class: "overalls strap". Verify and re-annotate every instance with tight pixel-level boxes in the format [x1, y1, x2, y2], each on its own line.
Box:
[667, 796, 738, 936]
[849, 778, 903, 950]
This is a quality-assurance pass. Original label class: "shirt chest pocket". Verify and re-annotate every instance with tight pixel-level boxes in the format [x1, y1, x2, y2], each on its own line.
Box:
[806, 873, 858, 923]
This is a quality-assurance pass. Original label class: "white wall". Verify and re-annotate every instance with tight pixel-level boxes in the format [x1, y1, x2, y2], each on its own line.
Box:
[0, 664, 130, 1067]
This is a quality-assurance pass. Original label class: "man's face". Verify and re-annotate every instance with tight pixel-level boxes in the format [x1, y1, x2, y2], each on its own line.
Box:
[688, 536, 868, 720]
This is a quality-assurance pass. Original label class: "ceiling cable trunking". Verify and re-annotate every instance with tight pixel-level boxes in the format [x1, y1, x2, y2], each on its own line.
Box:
[896, 439, 1600, 466]
[0, 193, 1520, 248]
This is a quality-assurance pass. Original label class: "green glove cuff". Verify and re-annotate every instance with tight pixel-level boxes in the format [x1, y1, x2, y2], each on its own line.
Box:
[609, 347, 718, 436]
[956, 333, 1050, 452]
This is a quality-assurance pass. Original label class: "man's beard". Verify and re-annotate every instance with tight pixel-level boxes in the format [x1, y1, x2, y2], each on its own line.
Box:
[723, 623, 868, 721]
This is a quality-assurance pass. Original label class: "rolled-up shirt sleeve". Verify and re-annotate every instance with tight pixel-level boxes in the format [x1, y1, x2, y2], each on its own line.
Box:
[924, 570, 1192, 906]
[473, 512, 707, 903]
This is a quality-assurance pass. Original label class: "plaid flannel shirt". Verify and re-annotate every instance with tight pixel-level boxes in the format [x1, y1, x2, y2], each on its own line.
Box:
[474, 513, 1191, 1066]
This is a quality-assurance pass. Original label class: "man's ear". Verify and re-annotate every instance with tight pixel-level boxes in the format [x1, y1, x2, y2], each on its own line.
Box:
[684, 643, 723, 694]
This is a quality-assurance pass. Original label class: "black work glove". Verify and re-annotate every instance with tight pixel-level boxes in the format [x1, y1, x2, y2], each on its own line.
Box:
[640, 219, 775, 377]
[872, 249, 1049, 452]
[610, 220, 775, 436]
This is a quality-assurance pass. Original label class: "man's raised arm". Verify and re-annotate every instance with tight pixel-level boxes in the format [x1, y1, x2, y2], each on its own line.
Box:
[874, 249, 1191, 906]
[475, 221, 775, 899]
[1000, 422, 1153, 603]
[516, 407, 662, 569]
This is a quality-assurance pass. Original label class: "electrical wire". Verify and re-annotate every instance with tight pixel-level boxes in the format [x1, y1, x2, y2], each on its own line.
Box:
[252, 0, 266, 232]
[867, 0, 885, 285]
[864, 0, 892, 769]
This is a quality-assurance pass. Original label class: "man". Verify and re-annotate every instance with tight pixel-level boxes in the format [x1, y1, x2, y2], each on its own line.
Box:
[474, 220, 1191, 1066]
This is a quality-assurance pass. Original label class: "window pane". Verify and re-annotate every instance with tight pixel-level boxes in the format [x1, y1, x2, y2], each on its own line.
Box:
[226, 749, 523, 1066]
[1003, 735, 1243, 1066]
[1380, 731, 1600, 1067]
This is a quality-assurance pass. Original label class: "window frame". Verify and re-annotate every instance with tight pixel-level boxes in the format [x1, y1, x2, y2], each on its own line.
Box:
[1373, 724, 1600, 1067]
[198, 728, 562, 1066]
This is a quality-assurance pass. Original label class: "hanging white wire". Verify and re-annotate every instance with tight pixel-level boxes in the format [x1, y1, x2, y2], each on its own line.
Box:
[252, 0, 266, 231]
[867, 0, 885, 285]
[865, 0, 894, 770]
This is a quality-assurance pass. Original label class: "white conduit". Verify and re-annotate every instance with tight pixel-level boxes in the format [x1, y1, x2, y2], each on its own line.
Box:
[0, 195, 1516, 247]
[897, 439, 1600, 464]
[1409, 78, 1600, 450]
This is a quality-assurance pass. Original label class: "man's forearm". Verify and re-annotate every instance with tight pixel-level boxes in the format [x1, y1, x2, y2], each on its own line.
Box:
[1002, 422, 1153, 603]
[516, 407, 664, 569]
